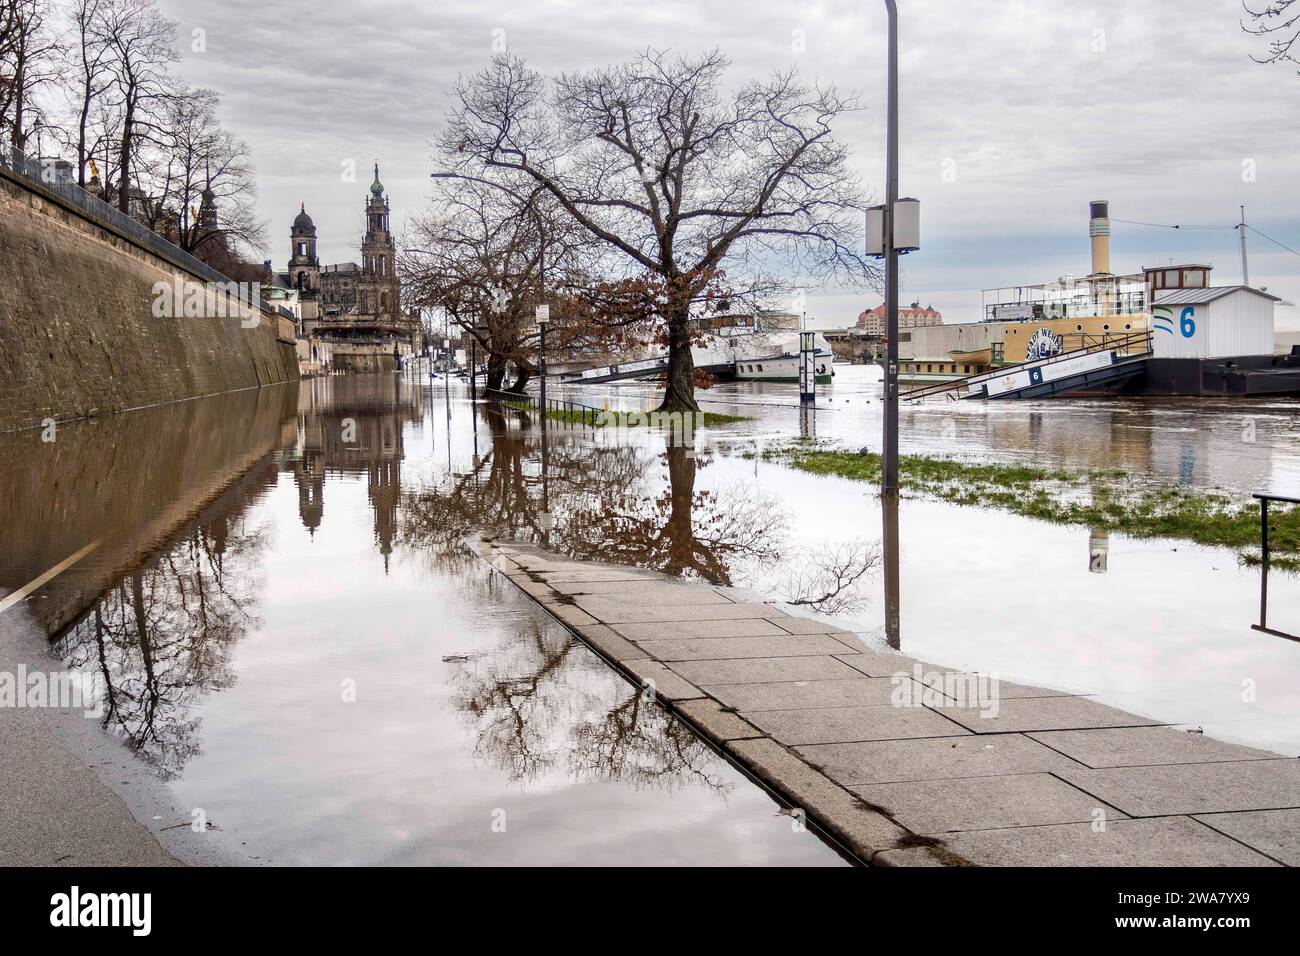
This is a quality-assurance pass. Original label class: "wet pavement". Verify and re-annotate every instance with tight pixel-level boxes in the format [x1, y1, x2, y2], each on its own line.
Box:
[479, 538, 1298, 866]
[2, 368, 1298, 865]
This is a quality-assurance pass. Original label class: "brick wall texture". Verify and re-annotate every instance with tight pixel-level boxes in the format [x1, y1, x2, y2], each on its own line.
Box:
[0, 170, 298, 433]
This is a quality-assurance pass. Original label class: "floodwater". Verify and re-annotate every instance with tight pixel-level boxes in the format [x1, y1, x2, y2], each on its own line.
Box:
[549, 365, 1300, 756]
[2, 365, 1298, 867]
[0, 379, 842, 866]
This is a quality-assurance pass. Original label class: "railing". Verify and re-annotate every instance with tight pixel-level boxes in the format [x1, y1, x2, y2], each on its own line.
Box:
[485, 386, 609, 428]
[902, 329, 1153, 402]
[1251, 492, 1300, 642]
[1, 138, 294, 323]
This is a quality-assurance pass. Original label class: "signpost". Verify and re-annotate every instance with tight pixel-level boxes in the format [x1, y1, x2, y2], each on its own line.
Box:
[799, 331, 816, 404]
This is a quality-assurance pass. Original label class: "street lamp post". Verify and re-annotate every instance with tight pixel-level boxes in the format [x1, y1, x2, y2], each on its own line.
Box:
[883, 0, 900, 497]
[866, 6, 918, 488]
[866, 0, 922, 648]
[536, 303, 550, 415]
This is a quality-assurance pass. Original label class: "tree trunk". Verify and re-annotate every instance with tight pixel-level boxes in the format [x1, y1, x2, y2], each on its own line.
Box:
[486, 353, 506, 393]
[12, 59, 26, 152]
[77, 72, 91, 188]
[118, 97, 133, 213]
[657, 304, 698, 412]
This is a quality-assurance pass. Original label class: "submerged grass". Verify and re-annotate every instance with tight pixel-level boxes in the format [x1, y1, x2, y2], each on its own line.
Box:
[755, 442, 1300, 567]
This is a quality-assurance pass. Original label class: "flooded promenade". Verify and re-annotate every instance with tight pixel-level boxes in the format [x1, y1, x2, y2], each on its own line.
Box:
[2, 369, 1298, 865]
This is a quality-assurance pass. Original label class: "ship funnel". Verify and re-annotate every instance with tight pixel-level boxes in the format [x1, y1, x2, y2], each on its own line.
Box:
[1089, 200, 1111, 276]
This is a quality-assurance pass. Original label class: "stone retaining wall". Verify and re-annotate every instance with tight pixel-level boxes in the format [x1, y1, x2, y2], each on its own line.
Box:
[0, 169, 298, 433]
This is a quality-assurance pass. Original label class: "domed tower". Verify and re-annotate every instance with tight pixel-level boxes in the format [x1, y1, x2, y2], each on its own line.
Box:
[289, 203, 321, 326]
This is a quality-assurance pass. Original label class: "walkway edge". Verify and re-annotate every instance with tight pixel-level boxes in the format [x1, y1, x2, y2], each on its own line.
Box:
[470, 536, 962, 867]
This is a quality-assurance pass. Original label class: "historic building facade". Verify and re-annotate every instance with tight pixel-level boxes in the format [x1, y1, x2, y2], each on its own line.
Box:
[278, 164, 419, 372]
[856, 302, 943, 336]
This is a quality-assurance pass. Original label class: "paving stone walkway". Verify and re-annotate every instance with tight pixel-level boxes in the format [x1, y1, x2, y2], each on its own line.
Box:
[477, 538, 1299, 867]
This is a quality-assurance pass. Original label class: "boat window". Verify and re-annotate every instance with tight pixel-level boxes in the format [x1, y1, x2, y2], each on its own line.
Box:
[756, 364, 763, 372]
[1076, 324, 1083, 332]
[1103, 323, 1111, 331]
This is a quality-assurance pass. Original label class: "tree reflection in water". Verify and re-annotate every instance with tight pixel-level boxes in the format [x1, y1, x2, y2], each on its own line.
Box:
[401, 403, 784, 585]
[399, 403, 790, 791]
[448, 612, 731, 795]
[53, 514, 266, 779]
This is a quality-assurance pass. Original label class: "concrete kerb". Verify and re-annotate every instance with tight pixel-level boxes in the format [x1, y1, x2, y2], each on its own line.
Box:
[466, 535, 964, 867]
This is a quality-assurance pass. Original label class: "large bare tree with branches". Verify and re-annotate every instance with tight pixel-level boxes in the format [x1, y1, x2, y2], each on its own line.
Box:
[97, 0, 176, 213]
[63, 0, 115, 187]
[150, 87, 264, 260]
[404, 180, 584, 392]
[0, 0, 60, 151]
[404, 178, 653, 393]
[438, 49, 877, 411]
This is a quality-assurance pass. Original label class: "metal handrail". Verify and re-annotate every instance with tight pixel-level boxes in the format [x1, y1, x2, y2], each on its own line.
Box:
[1, 138, 294, 323]
[1251, 492, 1300, 642]
[902, 329, 1153, 401]
[485, 386, 610, 429]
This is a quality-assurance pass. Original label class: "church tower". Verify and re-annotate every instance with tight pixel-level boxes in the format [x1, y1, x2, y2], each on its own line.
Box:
[357, 163, 399, 320]
[290, 203, 321, 326]
[198, 186, 218, 232]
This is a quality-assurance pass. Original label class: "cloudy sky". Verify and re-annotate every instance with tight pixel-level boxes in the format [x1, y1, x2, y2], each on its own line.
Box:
[160, 0, 1300, 326]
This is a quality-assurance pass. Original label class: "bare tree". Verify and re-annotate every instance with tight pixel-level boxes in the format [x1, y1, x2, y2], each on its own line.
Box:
[64, 0, 114, 187]
[152, 87, 264, 260]
[403, 178, 648, 392]
[439, 49, 877, 411]
[1244, 1, 1300, 70]
[404, 180, 562, 392]
[96, 0, 176, 213]
[0, 0, 60, 151]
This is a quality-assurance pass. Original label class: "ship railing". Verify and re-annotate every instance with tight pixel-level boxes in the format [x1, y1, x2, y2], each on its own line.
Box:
[901, 329, 1153, 402]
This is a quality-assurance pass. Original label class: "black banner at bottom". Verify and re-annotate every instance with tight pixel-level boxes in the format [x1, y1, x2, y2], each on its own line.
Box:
[0, 865, 1285, 941]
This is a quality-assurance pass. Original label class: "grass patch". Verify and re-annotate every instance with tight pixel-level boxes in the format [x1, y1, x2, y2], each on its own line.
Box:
[757, 442, 1300, 567]
[503, 400, 747, 428]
